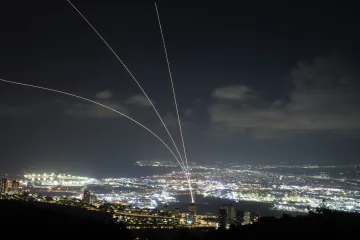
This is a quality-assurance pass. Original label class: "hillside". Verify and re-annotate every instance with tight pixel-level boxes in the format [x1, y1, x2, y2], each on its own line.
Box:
[0, 200, 132, 238]
[1, 199, 360, 239]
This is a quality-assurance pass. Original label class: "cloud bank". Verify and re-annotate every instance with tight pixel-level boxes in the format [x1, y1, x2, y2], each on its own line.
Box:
[209, 54, 360, 138]
[126, 94, 152, 107]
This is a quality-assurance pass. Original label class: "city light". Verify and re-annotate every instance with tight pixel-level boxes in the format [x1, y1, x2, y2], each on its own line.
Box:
[2, 162, 360, 229]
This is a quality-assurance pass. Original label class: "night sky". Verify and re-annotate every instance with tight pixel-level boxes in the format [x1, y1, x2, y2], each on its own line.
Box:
[1, 1, 360, 176]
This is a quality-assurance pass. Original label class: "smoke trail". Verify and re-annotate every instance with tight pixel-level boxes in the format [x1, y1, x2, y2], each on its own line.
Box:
[155, 3, 194, 202]
[66, 0, 186, 169]
[0, 78, 188, 175]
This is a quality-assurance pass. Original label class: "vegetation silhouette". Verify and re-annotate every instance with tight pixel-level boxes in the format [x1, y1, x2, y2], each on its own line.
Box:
[202, 200, 360, 240]
[0, 200, 132, 238]
[1, 199, 360, 239]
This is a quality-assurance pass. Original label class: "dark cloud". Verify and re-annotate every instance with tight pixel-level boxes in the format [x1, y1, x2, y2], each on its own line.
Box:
[209, 54, 360, 138]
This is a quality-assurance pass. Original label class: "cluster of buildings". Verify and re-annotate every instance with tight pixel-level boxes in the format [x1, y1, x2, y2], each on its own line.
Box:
[80, 186, 259, 229]
[0, 177, 24, 195]
[218, 204, 260, 228]
[77, 187, 215, 228]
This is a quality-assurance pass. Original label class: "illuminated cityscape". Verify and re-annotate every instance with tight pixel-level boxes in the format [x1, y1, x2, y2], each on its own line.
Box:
[1, 162, 360, 229]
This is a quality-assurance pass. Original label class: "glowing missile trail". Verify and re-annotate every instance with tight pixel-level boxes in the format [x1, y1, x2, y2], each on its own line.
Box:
[0, 78, 188, 175]
[155, 3, 194, 202]
[66, 0, 186, 168]
[66, 0, 193, 202]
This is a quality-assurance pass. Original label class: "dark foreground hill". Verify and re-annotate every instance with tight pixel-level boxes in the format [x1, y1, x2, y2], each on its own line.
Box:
[205, 211, 360, 240]
[1, 199, 360, 239]
[0, 200, 132, 238]
[134, 207, 360, 240]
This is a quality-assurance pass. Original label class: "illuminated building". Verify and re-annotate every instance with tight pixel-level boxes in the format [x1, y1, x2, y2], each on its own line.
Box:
[11, 180, 21, 192]
[6, 180, 12, 190]
[1, 178, 7, 193]
[185, 203, 196, 225]
[188, 202, 196, 215]
[236, 210, 244, 226]
[163, 203, 169, 214]
[83, 188, 91, 203]
[186, 212, 195, 225]
[90, 194, 97, 203]
[243, 212, 251, 225]
[218, 208, 227, 228]
[222, 204, 236, 224]
[174, 208, 180, 218]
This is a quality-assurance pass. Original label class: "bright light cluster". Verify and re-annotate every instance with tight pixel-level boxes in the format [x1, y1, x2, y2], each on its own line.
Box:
[24, 173, 99, 187]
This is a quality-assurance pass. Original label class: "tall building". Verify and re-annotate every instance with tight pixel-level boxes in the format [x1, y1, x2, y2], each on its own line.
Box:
[90, 194, 97, 204]
[188, 202, 196, 215]
[12, 180, 19, 190]
[6, 180, 12, 190]
[83, 188, 91, 203]
[236, 210, 245, 226]
[1, 178, 7, 193]
[243, 212, 251, 225]
[186, 212, 195, 225]
[222, 204, 236, 224]
[163, 203, 169, 214]
[218, 208, 227, 228]
[174, 208, 180, 218]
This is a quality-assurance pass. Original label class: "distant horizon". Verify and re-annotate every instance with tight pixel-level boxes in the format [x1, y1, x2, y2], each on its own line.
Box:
[1, 162, 358, 179]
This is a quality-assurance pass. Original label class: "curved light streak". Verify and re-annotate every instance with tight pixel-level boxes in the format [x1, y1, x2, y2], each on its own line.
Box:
[0, 78, 188, 175]
[66, 0, 186, 169]
[155, 3, 194, 202]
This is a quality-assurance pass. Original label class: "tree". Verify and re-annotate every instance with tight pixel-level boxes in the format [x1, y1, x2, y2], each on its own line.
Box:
[308, 199, 331, 215]
[315, 199, 329, 214]
[45, 196, 53, 202]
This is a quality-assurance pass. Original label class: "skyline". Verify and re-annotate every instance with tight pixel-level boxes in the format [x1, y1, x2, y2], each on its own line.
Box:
[1, 1, 360, 175]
